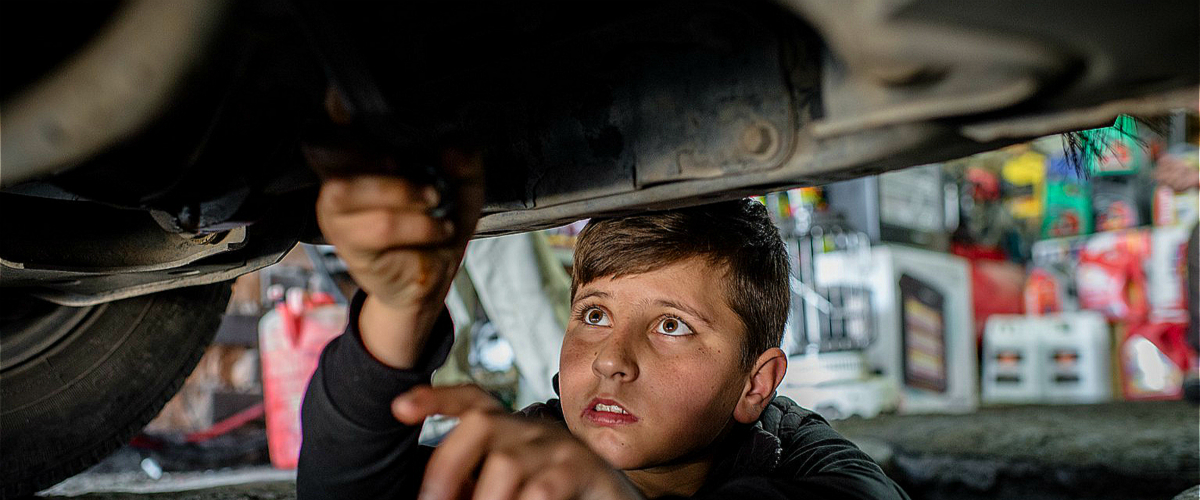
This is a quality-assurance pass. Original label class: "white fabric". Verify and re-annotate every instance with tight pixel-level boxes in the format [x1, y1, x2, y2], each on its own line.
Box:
[464, 234, 567, 407]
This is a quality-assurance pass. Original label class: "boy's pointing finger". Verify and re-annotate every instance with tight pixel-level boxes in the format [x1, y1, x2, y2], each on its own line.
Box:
[420, 411, 497, 500]
[391, 384, 504, 425]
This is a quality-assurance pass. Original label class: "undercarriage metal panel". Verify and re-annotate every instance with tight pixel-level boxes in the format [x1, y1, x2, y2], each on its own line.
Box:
[1, 0, 1197, 296]
[376, 2, 813, 215]
[0, 193, 308, 306]
[0, 195, 247, 274]
[783, 0, 1199, 138]
[465, 0, 1198, 235]
[474, 120, 1001, 235]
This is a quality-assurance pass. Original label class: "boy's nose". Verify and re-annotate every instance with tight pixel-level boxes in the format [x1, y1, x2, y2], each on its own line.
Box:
[591, 331, 639, 382]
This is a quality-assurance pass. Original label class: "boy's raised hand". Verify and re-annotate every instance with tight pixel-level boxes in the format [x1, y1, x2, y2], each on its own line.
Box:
[315, 150, 484, 369]
[392, 385, 645, 500]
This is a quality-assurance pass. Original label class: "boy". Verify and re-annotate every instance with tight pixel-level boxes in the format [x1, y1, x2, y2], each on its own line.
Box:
[298, 152, 909, 499]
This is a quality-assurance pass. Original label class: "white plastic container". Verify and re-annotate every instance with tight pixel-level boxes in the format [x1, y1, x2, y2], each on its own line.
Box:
[1039, 311, 1112, 403]
[982, 312, 1113, 405]
[982, 315, 1042, 404]
[778, 375, 897, 420]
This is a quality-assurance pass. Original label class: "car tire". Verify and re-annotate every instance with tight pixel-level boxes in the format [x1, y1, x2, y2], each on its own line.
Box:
[0, 283, 232, 499]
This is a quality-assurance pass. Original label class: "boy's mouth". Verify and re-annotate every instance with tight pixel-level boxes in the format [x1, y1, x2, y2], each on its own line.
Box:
[582, 397, 638, 426]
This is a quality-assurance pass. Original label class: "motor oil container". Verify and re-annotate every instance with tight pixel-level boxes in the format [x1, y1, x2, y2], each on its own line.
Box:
[259, 288, 345, 468]
[1039, 311, 1112, 403]
[982, 315, 1041, 403]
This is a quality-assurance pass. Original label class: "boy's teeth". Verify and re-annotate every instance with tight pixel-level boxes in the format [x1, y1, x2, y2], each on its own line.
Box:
[592, 403, 628, 414]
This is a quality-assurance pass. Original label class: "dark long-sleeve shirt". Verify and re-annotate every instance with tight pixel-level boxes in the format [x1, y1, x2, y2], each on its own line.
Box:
[297, 291, 910, 499]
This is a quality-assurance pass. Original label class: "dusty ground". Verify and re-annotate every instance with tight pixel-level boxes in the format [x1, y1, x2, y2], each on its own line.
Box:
[833, 400, 1199, 500]
[39, 401, 1198, 500]
[38, 468, 294, 500]
[41, 482, 294, 500]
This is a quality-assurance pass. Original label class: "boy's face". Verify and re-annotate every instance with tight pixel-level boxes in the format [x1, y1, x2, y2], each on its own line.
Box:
[559, 257, 751, 470]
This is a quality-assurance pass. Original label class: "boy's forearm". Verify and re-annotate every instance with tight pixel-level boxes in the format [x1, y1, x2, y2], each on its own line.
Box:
[298, 290, 456, 499]
[298, 351, 432, 500]
[360, 293, 445, 369]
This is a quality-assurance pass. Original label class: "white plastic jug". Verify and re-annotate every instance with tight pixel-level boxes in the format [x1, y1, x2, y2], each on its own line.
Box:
[1039, 311, 1112, 403]
[982, 315, 1042, 403]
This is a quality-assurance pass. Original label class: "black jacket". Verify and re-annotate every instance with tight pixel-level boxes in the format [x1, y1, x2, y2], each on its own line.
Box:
[297, 292, 910, 500]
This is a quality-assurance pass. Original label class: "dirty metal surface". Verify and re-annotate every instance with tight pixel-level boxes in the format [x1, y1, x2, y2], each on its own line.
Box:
[0, 193, 306, 306]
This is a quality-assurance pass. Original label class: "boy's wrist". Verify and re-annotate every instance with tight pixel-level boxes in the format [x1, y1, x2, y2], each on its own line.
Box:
[359, 293, 443, 370]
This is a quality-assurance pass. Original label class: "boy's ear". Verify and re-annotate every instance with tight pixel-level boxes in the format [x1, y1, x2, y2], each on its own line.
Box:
[733, 347, 787, 424]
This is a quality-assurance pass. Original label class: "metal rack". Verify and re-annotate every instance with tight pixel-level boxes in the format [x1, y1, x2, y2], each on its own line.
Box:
[771, 196, 876, 357]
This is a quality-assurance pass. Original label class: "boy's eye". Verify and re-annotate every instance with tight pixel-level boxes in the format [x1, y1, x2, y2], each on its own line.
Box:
[655, 317, 693, 336]
[582, 307, 611, 326]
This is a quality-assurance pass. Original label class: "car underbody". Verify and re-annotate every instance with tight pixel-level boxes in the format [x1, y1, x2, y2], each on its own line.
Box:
[3, 0, 1196, 306]
[0, 0, 1196, 496]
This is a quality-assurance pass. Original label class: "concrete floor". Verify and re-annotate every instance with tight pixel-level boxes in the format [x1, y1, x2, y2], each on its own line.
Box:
[38, 401, 1198, 500]
[832, 401, 1200, 500]
[41, 481, 294, 500]
[39, 468, 293, 499]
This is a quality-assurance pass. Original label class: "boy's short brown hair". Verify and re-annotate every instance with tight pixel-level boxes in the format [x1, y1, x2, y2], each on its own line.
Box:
[571, 199, 790, 370]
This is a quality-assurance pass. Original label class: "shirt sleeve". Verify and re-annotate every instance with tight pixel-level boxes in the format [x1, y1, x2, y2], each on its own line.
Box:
[296, 289, 455, 500]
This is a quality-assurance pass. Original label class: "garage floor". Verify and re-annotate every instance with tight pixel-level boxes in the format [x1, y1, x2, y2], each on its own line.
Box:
[832, 401, 1199, 500]
[39, 469, 294, 500]
[38, 401, 1197, 500]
